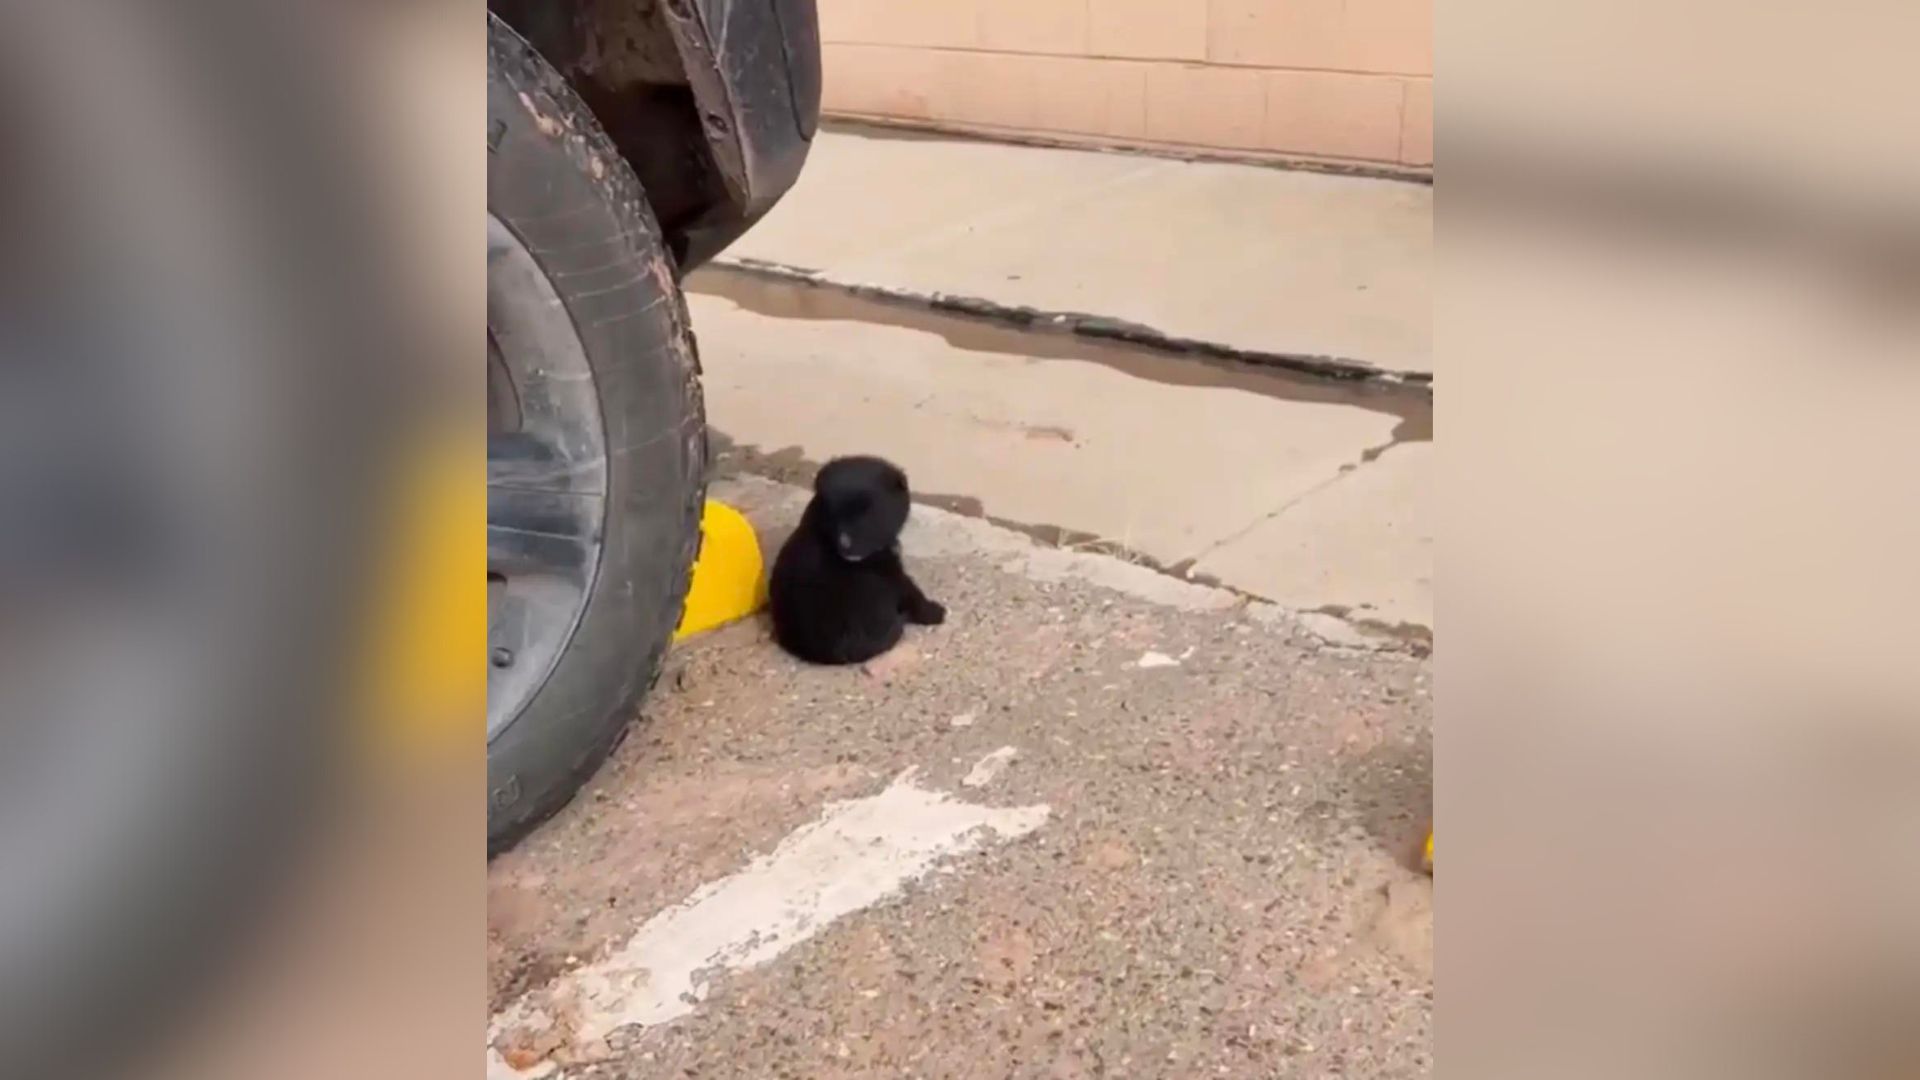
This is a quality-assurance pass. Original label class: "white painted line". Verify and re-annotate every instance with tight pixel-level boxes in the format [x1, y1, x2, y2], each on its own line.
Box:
[489, 766, 1050, 1075]
[960, 746, 1019, 788]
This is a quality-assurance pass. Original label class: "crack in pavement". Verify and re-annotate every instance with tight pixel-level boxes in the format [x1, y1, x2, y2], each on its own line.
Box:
[1181, 449, 1387, 566]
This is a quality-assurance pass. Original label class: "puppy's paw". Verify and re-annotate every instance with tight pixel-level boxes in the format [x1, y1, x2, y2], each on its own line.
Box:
[911, 600, 947, 626]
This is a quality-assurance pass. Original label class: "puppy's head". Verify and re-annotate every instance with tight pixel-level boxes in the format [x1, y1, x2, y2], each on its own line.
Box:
[811, 455, 910, 562]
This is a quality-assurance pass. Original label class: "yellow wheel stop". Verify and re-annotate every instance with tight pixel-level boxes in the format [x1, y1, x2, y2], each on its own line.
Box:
[675, 499, 767, 641]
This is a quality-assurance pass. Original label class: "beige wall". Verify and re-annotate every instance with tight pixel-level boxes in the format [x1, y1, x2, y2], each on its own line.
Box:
[819, 0, 1432, 170]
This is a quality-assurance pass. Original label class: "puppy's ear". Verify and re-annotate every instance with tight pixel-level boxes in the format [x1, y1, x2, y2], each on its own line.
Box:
[890, 470, 908, 494]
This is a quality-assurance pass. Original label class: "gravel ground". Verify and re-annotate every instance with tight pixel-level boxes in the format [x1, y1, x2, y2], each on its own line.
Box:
[489, 476, 1432, 1079]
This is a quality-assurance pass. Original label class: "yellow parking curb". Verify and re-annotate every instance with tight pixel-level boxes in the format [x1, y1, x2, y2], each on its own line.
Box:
[367, 481, 759, 756]
[675, 499, 767, 641]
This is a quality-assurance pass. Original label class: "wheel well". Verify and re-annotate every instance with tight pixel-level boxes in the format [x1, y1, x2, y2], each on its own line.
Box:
[488, 0, 730, 264]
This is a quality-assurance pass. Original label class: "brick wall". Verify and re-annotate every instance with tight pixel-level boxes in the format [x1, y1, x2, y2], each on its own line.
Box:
[818, 0, 1432, 170]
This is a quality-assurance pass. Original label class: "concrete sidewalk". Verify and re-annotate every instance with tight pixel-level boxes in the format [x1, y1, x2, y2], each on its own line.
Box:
[720, 127, 1433, 378]
[688, 274, 1432, 635]
[687, 126, 1432, 635]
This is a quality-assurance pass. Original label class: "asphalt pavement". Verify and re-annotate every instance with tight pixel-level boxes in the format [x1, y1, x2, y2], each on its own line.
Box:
[489, 477, 1432, 1079]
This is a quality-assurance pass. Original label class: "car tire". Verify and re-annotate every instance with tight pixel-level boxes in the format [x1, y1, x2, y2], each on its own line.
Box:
[487, 15, 705, 855]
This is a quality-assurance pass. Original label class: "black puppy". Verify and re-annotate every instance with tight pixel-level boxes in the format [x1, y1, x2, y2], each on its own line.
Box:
[769, 456, 946, 664]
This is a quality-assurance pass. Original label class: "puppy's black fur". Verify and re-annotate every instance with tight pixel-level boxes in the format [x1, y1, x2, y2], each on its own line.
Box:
[769, 456, 946, 664]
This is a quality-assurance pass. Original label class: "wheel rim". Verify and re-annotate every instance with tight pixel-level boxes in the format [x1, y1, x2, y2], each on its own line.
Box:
[486, 214, 608, 740]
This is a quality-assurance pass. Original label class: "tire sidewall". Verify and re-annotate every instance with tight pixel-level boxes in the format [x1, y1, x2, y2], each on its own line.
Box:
[487, 17, 705, 852]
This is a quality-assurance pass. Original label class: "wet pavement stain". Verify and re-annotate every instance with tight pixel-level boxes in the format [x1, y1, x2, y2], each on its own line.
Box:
[688, 263, 1431, 467]
[706, 433, 1227, 589]
[706, 433, 1432, 651]
[692, 267, 1433, 641]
